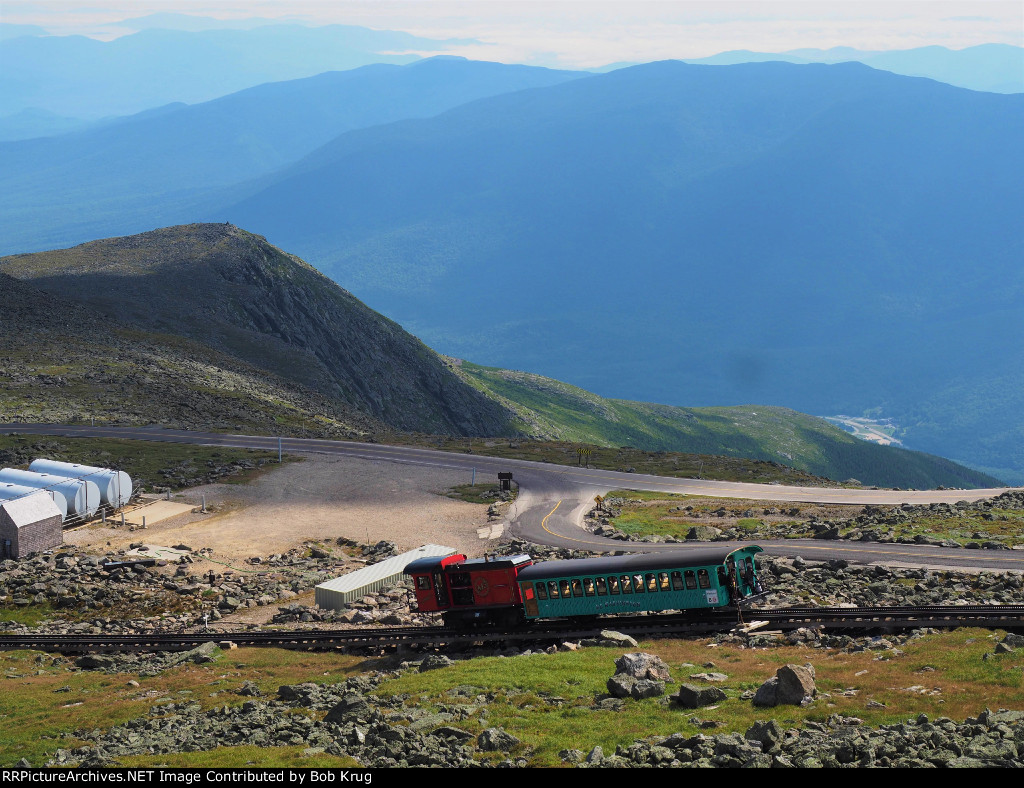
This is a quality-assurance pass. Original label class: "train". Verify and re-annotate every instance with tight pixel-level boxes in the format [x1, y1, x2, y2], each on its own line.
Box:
[404, 545, 765, 628]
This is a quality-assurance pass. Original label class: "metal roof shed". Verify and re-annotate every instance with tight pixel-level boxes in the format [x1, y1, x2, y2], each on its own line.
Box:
[314, 543, 455, 612]
[0, 491, 63, 559]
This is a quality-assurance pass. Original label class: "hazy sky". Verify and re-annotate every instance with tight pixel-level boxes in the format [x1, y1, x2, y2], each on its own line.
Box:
[4, 1, 1022, 67]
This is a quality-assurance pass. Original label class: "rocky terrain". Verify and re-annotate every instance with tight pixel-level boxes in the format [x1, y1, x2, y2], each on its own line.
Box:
[6, 535, 1024, 767]
[39, 661, 1024, 769]
[0, 538, 426, 637]
[591, 489, 1024, 550]
[0, 271, 381, 437]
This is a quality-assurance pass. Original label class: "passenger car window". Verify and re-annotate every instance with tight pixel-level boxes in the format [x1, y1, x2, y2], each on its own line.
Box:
[685, 571, 697, 590]
[583, 578, 596, 596]
[596, 577, 608, 595]
[698, 569, 711, 589]
[659, 572, 671, 591]
[571, 579, 583, 597]
[671, 571, 684, 590]
[560, 580, 572, 598]
[608, 576, 620, 595]
[535, 582, 547, 600]
[548, 581, 560, 598]
[647, 574, 658, 592]
[632, 574, 645, 593]
[620, 575, 633, 594]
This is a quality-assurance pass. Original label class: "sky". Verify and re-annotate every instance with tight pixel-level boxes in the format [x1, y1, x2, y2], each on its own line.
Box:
[3, 1, 1022, 67]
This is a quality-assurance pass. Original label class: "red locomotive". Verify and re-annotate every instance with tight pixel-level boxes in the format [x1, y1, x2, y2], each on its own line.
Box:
[405, 552, 533, 627]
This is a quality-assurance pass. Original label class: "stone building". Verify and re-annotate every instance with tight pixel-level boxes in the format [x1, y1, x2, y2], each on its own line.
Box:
[0, 491, 63, 558]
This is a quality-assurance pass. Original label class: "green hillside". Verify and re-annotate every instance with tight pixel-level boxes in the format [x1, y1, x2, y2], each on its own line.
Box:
[452, 361, 1004, 490]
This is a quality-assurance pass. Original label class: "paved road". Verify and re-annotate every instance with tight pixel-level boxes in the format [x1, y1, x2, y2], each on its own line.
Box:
[7, 424, 1022, 572]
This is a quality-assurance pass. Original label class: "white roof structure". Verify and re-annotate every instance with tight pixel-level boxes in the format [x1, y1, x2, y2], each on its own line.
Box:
[1, 491, 62, 527]
[314, 543, 455, 611]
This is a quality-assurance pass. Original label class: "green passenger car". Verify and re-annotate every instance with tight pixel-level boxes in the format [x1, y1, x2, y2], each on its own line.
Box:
[515, 545, 764, 620]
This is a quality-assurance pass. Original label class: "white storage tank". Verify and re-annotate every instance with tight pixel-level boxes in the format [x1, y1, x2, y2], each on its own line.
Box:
[0, 469, 100, 518]
[29, 459, 133, 508]
[0, 482, 68, 521]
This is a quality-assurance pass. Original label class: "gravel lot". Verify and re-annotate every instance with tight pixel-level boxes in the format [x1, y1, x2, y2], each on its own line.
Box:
[66, 452, 499, 564]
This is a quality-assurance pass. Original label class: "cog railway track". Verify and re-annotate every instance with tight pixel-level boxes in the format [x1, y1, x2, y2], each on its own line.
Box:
[3, 604, 1023, 654]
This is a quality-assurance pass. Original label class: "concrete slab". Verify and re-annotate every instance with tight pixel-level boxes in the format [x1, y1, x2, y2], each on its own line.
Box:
[124, 544, 191, 561]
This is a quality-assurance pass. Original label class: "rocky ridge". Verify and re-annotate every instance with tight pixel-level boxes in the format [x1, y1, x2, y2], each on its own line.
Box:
[0, 225, 515, 436]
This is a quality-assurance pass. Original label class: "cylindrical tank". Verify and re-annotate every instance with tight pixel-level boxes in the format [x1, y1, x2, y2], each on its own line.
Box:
[0, 469, 100, 517]
[0, 482, 68, 520]
[28, 459, 133, 508]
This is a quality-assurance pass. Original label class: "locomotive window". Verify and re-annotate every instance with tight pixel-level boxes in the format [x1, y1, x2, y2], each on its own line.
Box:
[596, 577, 608, 595]
[560, 580, 572, 598]
[698, 569, 711, 589]
[646, 574, 658, 592]
[548, 581, 560, 598]
[659, 573, 671, 591]
[583, 578, 596, 596]
[632, 574, 645, 593]
[608, 576, 620, 595]
[571, 579, 583, 597]
[415, 576, 431, 591]
[671, 571, 685, 590]
[685, 571, 697, 590]
[620, 575, 633, 594]
[535, 582, 547, 600]
[450, 572, 471, 587]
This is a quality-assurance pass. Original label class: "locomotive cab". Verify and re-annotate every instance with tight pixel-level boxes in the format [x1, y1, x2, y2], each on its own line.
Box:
[404, 553, 534, 628]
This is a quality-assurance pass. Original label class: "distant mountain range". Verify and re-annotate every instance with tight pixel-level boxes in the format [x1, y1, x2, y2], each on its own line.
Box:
[208, 60, 1023, 480]
[684, 44, 1024, 94]
[0, 58, 584, 251]
[3, 59, 1022, 481]
[1, 21, 1018, 141]
[0, 224, 999, 490]
[0, 23, 470, 120]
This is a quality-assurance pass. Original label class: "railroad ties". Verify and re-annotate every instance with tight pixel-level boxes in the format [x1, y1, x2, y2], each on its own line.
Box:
[3, 604, 1024, 654]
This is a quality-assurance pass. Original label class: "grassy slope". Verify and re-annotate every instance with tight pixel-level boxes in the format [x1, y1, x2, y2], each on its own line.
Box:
[3, 628, 1022, 767]
[453, 361, 1003, 489]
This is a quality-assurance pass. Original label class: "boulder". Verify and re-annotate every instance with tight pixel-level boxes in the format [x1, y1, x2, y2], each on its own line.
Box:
[237, 681, 262, 697]
[686, 526, 723, 541]
[477, 727, 520, 752]
[753, 664, 816, 707]
[671, 683, 727, 708]
[607, 675, 666, 699]
[598, 630, 638, 647]
[324, 694, 371, 724]
[745, 720, 783, 752]
[614, 652, 672, 681]
[419, 654, 454, 672]
[74, 654, 118, 670]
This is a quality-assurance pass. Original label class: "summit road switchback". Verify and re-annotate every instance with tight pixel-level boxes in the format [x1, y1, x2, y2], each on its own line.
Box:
[7, 424, 1020, 572]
